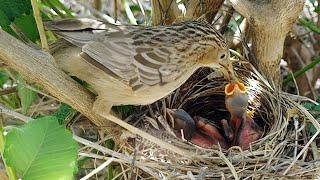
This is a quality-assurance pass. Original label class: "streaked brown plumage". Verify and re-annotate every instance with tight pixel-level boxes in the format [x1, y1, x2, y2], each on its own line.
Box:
[47, 18, 234, 115]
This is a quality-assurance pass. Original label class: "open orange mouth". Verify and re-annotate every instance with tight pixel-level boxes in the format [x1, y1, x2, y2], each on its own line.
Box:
[225, 81, 247, 96]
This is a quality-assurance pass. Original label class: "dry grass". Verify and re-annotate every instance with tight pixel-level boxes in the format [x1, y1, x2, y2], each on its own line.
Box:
[72, 54, 320, 179]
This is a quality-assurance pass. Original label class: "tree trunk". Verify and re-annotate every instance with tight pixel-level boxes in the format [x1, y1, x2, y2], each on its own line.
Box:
[151, 0, 180, 25]
[230, 0, 305, 85]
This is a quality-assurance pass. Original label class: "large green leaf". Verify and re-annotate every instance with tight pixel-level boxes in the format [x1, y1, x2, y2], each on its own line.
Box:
[0, 0, 39, 42]
[14, 13, 40, 42]
[0, 0, 32, 22]
[17, 77, 38, 114]
[3, 116, 78, 180]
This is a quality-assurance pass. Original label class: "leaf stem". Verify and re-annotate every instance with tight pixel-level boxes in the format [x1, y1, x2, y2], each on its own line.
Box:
[283, 57, 320, 86]
[31, 0, 49, 51]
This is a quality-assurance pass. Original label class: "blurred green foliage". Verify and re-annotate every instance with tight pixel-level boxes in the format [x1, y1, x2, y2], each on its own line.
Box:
[305, 97, 320, 135]
[0, 0, 39, 41]
[54, 103, 78, 124]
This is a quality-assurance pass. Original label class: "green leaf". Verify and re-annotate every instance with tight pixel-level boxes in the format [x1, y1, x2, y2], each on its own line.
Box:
[54, 103, 77, 124]
[0, 9, 19, 37]
[283, 57, 320, 86]
[17, 77, 38, 114]
[0, 71, 9, 87]
[315, 7, 320, 13]
[3, 116, 78, 180]
[0, 0, 32, 22]
[0, 0, 39, 42]
[14, 14, 39, 42]
[299, 18, 320, 34]
[305, 97, 320, 135]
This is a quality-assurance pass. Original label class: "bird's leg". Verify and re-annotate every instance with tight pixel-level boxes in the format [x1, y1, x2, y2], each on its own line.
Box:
[92, 97, 114, 117]
[93, 97, 194, 157]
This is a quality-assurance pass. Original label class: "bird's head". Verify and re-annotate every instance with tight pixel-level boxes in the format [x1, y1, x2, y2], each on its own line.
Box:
[199, 47, 236, 81]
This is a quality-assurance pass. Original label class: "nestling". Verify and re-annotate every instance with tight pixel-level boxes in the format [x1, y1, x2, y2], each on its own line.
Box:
[225, 81, 262, 149]
[166, 109, 228, 149]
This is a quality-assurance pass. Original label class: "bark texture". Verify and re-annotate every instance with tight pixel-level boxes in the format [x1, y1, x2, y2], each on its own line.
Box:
[230, 0, 305, 85]
[151, 0, 180, 25]
[185, 0, 224, 22]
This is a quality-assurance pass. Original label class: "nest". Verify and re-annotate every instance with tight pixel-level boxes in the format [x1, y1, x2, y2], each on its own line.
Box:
[103, 54, 320, 179]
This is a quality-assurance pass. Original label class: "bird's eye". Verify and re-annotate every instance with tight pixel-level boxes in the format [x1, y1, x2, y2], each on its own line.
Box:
[220, 53, 226, 60]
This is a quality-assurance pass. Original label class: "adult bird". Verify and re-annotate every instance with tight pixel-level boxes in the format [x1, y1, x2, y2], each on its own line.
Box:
[46, 19, 238, 153]
[47, 18, 236, 115]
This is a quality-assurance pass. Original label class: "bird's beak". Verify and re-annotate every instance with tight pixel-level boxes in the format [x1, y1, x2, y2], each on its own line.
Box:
[218, 62, 236, 82]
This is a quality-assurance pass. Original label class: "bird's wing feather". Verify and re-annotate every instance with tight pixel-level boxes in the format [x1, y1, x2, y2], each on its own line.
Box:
[46, 19, 216, 91]
[81, 34, 185, 91]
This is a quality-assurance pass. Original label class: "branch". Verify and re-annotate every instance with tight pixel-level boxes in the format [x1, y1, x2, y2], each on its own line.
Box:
[185, 0, 224, 22]
[230, 0, 305, 85]
[151, 0, 180, 25]
[0, 30, 106, 125]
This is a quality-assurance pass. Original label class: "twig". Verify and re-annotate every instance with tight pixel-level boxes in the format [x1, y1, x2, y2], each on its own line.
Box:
[78, 2, 121, 25]
[31, 0, 49, 51]
[121, 0, 137, 25]
[283, 130, 320, 175]
[0, 87, 17, 96]
[0, 104, 33, 123]
[220, 7, 234, 34]
[80, 158, 115, 180]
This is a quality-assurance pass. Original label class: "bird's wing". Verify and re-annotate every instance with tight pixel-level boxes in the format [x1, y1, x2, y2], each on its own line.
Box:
[81, 34, 186, 91]
[46, 19, 212, 91]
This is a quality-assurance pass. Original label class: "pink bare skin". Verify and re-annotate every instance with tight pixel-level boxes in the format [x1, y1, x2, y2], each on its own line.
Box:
[166, 109, 229, 149]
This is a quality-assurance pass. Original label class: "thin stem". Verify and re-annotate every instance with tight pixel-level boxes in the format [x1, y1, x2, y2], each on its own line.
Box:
[31, 0, 49, 51]
[283, 57, 320, 86]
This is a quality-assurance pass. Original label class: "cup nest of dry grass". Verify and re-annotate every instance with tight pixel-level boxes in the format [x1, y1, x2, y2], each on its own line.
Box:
[103, 53, 320, 179]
